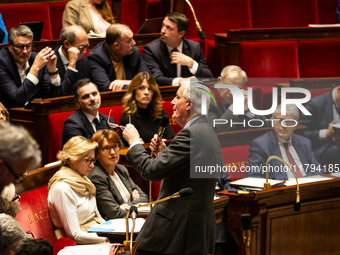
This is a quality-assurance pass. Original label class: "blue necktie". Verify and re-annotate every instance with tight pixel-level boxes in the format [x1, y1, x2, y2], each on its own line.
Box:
[170, 48, 179, 77]
[93, 118, 102, 131]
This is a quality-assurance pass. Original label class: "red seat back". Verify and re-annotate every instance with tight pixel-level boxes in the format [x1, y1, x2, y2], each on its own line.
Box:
[162, 100, 182, 134]
[221, 145, 249, 181]
[0, 4, 53, 40]
[49, 2, 67, 40]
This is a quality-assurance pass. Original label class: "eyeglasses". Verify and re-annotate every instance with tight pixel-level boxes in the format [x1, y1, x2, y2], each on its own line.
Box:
[12, 195, 20, 202]
[12, 43, 33, 51]
[100, 144, 120, 154]
[276, 118, 297, 127]
[107, 109, 126, 130]
[84, 156, 97, 165]
[72, 43, 90, 51]
[3, 160, 24, 182]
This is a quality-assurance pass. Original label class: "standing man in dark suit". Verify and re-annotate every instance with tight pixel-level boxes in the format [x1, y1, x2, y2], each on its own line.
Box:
[247, 104, 322, 180]
[54, 25, 90, 96]
[208, 65, 269, 133]
[61, 78, 119, 146]
[123, 82, 226, 255]
[299, 87, 340, 167]
[88, 24, 149, 91]
[0, 25, 60, 109]
[142, 12, 213, 86]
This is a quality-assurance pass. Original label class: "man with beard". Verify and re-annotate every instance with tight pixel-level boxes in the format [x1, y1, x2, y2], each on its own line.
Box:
[0, 25, 60, 109]
[61, 78, 119, 146]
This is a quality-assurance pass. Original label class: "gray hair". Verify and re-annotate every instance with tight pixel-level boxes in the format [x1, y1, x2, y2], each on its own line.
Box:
[1, 183, 15, 201]
[60, 25, 86, 44]
[8, 25, 33, 45]
[0, 122, 41, 170]
[0, 213, 26, 250]
[106, 23, 131, 46]
[272, 104, 300, 121]
[183, 81, 211, 115]
[220, 65, 248, 86]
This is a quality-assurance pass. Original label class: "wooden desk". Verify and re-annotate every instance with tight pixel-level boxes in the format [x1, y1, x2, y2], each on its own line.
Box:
[219, 177, 340, 255]
[0, 33, 160, 52]
[214, 27, 340, 68]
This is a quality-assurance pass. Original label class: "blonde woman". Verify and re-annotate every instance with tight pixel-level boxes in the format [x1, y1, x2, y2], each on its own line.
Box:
[48, 136, 107, 244]
[62, 0, 114, 34]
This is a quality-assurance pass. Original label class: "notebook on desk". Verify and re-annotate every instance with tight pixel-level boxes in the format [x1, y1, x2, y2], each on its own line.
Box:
[137, 17, 164, 34]
[20, 21, 43, 41]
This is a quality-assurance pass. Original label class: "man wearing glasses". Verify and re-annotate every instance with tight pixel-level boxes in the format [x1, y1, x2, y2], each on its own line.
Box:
[61, 78, 121, 146]
[0, 25, 60, 109]
[54, 25, 90, 96]
[246, 104, 322, 179]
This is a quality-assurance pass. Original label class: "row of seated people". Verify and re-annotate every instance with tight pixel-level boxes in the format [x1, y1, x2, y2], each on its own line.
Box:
[0, 12, 212, 110]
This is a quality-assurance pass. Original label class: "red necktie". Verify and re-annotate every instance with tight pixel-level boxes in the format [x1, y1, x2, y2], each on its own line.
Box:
[283, 143, 303, 178]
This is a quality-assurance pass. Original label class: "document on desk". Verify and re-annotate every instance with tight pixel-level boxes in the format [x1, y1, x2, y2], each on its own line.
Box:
[87, 218, 145, 233]
[58, 244, 115, 255]
[230, 177, 284, 189]
[285, 176, 332, 186]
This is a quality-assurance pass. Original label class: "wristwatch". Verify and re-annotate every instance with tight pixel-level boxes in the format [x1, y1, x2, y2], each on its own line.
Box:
[48, 68, 59, 75]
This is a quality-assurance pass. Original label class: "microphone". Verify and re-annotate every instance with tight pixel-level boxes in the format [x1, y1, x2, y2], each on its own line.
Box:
[137, 187, 193, 209]
[129, 206, 138, 252]
[122, 206, 139, 254]
[241, 214, 252, 255]
[150, 116, 169, 158]
[184, 0, 206, 40]
[265, 156, 301, 212]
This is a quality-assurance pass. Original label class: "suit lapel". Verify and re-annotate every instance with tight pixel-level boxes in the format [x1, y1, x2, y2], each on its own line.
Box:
[55, 47, 66, 79]
[268, 131, 288, 179]
[292, 134, 308, 167]
[325, 93, 334, 124]
[181, 39, 190, 76]
[161, 41, 172, 77]
[79, 110, 95, 135]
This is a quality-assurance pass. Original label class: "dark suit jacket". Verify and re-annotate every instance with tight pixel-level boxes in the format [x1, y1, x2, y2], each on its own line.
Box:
[126, 116, 224, 255]
[246, 130, 322, 180]
[299, 91, 335, 160]
[207, 95, 269, 133]
[61, 109, 117, 146]
[54, 46, 90, 96]
[87, 41, 149, 91]
[142, 37, 213, 86]
[0, 47, 51, 109]
[88, 163, 148, 219]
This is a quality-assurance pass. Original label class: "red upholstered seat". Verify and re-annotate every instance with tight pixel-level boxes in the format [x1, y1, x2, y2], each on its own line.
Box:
[221, 145, 249, 181]
[183, 0, 252, 40]
[152, 181, 161, 201]
[49, 2, 67, 40]
[99, 105, 123, 125]
[0, 4, 53, 40]
[239, 41, 300, 80]
[298, 39, 340, 78]
[121, 0, 147, 34]
[317, 0, 339, 24]
[251, 0, 318, 28]
[48, 111, 75, 162]
[52, 237, 76, 255]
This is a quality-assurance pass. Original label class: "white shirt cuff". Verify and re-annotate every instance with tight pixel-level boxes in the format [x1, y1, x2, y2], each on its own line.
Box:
[67, 66, 78, 73]
[319, 129, 328, 140]
[26, 73, 39, 85]
[172, 77, 181, 86]
[130, 140, 142, 149]
[189, 60, 198, 75]
[50, 74, 61, 86]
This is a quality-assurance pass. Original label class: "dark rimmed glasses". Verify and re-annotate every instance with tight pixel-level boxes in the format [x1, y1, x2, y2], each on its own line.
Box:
[12, 195, 21, 202]
[107, 109, 126, 130]
[3, 160, 24, 182]
[100, 144, 120, 154]
[72, 43, 90, 51]
[84, 156, 97, 165]
[12, 43, 33, 51]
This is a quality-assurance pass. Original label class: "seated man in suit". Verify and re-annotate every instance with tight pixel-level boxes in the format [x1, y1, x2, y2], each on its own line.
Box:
[208, 65, 269, 133]
[54, 25, 90, 96]
[142, 12, 213, 86]
[88, 24, 149, 91]
[61, 78, 119, 146]
[0, 25, 60, 109]
[299, 86, 340, 167]
[246, 104, 322, 180]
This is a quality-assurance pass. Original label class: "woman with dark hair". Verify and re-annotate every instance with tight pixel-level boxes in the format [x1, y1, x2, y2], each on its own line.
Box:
[62, 0, 114, 34]
[89, 129, 148, 219]
[120, 72, 174, 147]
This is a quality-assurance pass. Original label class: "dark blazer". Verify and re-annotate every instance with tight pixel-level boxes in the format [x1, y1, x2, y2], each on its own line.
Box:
[142, 37, 213, 86]
[207, 94, 269, 133]
[87, 41, 150, 91]
[61, 109, 117, 146]
[299, 91, 335, 160]
[88, 163, 148, 219]
[54, 45, 90, 96]
[246, 130, 322, 180]
[0, 47, 51, 109]
[126, 116, 225, 255]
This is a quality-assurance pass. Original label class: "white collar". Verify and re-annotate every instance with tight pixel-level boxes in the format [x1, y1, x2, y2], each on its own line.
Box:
[166, 40, 183, 54]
